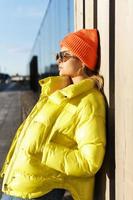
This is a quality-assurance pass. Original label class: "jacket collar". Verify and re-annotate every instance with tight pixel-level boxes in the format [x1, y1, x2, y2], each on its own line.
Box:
[39, 76, 72, 96]
[39, 76, 96, 103]
[60, 78, 95, 98]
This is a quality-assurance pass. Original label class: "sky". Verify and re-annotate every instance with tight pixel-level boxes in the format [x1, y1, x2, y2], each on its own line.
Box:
[0, 0, 49, 76]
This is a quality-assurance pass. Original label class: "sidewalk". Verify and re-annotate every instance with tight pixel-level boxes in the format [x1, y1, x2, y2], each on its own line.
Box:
[20, 90, 38, 120]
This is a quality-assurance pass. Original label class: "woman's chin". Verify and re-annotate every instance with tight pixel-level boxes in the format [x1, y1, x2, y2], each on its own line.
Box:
[59, 70, 71, 77]
[59, 71, 65, 76]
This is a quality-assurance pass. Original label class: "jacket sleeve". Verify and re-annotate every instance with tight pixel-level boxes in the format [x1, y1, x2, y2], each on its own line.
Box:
[42, 108, 106, 177]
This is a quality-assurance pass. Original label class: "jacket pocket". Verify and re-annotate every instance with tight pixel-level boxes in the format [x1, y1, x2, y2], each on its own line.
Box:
[50, 130, 78, 149]
[20, 121, 46, 154]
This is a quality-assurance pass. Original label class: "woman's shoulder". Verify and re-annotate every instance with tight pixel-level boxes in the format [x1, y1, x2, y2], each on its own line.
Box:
[81, 87, 105, 105]
[78, 88, 106, 118]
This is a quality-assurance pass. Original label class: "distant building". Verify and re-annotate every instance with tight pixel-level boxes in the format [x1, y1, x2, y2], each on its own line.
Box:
[11, 74, 30, 82]
[0, 73, 11, 84]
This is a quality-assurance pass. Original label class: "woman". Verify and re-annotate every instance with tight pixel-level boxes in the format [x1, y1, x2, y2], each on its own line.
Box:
[0, 29, 106, 200]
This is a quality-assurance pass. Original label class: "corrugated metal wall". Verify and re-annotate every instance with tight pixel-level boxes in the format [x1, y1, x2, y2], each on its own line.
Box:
[74, 0, 133, 199]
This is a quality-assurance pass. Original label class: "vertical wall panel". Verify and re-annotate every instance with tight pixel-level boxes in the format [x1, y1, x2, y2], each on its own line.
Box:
[97, 0, 109, 99]
[74, 0, 83, 30]
[85, 0, 94, 28]
[115, 0, 133, 199]
[96, 2, 111, 200]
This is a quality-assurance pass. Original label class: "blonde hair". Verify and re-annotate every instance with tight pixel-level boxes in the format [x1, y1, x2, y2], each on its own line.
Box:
[84, 66, 104, 91]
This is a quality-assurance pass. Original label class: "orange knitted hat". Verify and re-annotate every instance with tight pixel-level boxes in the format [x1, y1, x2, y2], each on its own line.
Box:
[60, 29, 98, 71]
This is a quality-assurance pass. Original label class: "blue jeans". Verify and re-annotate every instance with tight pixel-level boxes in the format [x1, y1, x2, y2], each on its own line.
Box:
[1, 189, 65, 200]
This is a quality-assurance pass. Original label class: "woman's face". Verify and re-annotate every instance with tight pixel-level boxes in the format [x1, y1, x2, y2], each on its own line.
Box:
[56, 46, 83, 77]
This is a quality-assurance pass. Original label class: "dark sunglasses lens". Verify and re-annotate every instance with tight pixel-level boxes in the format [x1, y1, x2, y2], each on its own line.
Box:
[59, 52, 63, 59]
[56, 52, 64, 61]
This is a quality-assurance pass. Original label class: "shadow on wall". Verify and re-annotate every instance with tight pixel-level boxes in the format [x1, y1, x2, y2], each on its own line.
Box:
[93, 9, 115, 198]
[94, 95, 115, 200]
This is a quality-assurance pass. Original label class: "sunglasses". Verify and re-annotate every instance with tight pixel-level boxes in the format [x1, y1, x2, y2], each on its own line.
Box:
[56, 51, 78, 63]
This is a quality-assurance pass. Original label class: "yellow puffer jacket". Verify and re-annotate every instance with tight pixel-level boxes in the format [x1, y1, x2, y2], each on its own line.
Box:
[0, 76, 106, 200]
